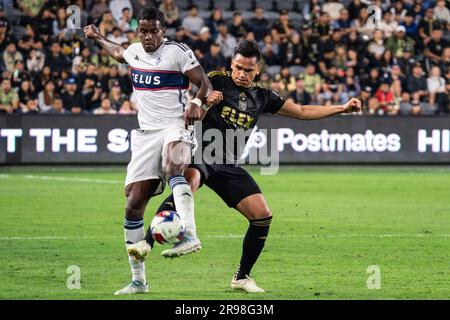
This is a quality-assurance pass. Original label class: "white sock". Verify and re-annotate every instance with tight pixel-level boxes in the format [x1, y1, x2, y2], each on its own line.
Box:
[169, 175, 197, 239]
[124, 218, 146, 284]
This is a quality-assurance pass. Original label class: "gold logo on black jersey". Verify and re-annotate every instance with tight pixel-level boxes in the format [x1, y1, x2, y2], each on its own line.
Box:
[220, 106, 254, 129]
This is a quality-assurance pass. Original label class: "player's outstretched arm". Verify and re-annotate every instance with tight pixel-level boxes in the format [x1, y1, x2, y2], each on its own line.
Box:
[84, 24, 126, 63]
[277, 97, 362, 120]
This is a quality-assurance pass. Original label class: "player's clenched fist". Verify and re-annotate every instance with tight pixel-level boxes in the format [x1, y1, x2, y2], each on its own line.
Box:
[206, 90, 223, 107]
[343, 97, 362, 113]
[84, 24, 100, 39]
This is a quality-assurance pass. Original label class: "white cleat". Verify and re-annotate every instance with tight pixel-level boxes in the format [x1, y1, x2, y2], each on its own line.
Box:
[231, 275, 265, 293]
[127, 240, 152, 262]
[114, 280, 149, 295]
[161, 237, 201, 258]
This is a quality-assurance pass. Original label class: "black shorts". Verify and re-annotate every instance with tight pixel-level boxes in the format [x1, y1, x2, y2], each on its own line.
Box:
[190, 163, 262, 208]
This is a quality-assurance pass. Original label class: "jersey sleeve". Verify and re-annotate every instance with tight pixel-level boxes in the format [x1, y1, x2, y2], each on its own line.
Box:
[178, 46, 200, 74]
[122, 43, 137, 66]
[263, 89, 285, 114]
[207, 72, 224, 90]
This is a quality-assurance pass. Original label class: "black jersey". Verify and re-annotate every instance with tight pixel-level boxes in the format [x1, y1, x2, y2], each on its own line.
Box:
[200, 71, 285, 163]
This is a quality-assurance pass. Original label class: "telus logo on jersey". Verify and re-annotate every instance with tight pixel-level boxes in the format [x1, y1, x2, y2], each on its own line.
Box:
[130, 67, 189, 91]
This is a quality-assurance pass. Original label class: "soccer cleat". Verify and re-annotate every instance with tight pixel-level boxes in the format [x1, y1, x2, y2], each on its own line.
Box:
[114, 280, 149, 295]
[127, 240, 152, 262]
[161, 237, 201, 258]
[231, 275, 265, 293]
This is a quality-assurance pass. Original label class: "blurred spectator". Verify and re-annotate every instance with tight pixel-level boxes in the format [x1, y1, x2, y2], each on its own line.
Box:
[385, 25, 415, 58]
[88, 82, 106, 111]
[94, 98, 117, 115]
[319, 65, 343, 104]
[288, 74, 312, 105]
[216, 23, 237, 61]
[270, 75, 289, 99]
[347, 0, 366, 21]
[26, 49, 45, 74]
[61, 77, 86, 114]
[0, 78, 19, 113]
[360, 86, 377, 114]
[313, 11, 332, 42]
[22, 98, 39, 114]
[433, 0, 450, 24]
[399, 92, 415, 115]
[109, 81, 127, 110]
[390, 64, 407, 98]
[109, 0, 133, 24]
[322, 0, 345, 21]
[107, 26, 128, 45]
[333, 8, 352, 37]
[193, 27, 214, 60]
[18, 79, 36, 110]
[284, 32, 306, 66]
[202, 43, 227, 73]
[3, 43, 23, 72]
[117, 7, 134, 32]
[173, 27, 191, 46]
[118, 100, 137, 115]
[303, 63, 322, 99]
[11, 59, 31, 88]
[379, 11, 399, 38]
[38, 80, 56, 113]
[44, 42, 70, 76]
[419, 7, 439, 47]
[44, 96, 66, 114]
[72, 47, 93, 75]
[341, 67, 361, 103]
[277, 67, 296, 92]
[90, 0, 110, 23]
[352, 8, 373, 36]
[407, 63, 428, 102]
[229, 12, 252, 40]
[271, 10, 294, 44]
[182, 5, 204, 40]
[250, 7, 270, 42]
[424, 27, 449, 66]
[403, 13, 419, 41]
[260, 34, 280, 66]
[206, 9, 225, 39]
[367, 29, 386, 60]
[159, 0, 180, 29]
[98, 11, 116, 36]
[390, 0, 408, 23]
[375, 79, 397, 115]
[427, 66, 449, 114]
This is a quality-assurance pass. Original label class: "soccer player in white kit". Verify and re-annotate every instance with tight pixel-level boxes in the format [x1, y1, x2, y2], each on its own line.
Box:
[84, 6, 220, 295]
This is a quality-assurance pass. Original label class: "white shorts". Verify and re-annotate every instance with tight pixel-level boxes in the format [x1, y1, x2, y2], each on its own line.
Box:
[125, 124, 196, 195]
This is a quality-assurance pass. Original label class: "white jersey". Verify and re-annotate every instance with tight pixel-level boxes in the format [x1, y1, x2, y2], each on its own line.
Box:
[123, 40, 200, 129]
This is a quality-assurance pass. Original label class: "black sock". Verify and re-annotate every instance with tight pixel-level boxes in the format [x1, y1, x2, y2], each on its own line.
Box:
[235, 216, 272, 280]
[144, 194, 176, 248]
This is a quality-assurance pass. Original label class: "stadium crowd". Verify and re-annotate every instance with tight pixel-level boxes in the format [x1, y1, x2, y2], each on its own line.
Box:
[0, 0, 449, 116]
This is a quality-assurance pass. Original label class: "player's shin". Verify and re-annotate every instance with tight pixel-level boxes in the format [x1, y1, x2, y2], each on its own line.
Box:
[235, 216, 273, 280]
[124, 217, 146, 284]
[168, 175, 197, 239]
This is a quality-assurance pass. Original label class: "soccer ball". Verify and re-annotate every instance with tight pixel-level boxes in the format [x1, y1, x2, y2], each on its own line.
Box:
[150, 210, 186, 244]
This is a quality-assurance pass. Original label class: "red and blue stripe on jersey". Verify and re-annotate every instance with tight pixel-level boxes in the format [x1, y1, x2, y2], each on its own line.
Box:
[130, 67, 189, 91]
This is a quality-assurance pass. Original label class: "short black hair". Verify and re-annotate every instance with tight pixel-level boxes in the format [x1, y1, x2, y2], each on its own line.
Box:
[233, 40, 261, 62]
[138, 6, 165, 27]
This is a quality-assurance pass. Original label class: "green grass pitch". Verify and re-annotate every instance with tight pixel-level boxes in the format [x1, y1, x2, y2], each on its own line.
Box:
[0, 166, 449, 300]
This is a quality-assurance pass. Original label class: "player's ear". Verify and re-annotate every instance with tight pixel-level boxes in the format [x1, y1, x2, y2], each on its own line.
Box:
[256, 63, 261, 76]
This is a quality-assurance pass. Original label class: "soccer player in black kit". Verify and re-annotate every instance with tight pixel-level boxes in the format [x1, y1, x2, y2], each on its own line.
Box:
[129, 40, 362, 293]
